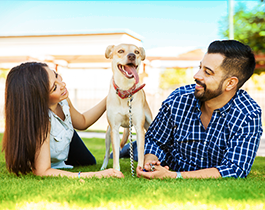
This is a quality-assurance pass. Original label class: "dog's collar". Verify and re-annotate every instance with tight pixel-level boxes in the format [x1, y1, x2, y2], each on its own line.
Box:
[112, 79, 145, 99]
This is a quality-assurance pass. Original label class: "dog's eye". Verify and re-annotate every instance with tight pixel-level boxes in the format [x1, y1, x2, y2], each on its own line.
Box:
[135, 50, 140, 54]
[118, 50, 124, 54]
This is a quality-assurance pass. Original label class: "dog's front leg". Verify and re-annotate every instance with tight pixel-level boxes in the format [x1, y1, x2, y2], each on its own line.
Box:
[134, 125, 145, 168]
[101, 126, 111, 170]
[110, 125, 121, 171]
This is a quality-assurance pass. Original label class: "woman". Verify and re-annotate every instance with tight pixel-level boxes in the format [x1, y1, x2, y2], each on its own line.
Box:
[2, 62, 123, 178]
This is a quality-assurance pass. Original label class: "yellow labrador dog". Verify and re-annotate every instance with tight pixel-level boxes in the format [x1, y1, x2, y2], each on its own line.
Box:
[101, 44, 152, 171]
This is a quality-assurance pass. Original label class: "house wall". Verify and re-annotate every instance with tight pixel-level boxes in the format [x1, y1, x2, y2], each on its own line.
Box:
[0, 33, 142, 57]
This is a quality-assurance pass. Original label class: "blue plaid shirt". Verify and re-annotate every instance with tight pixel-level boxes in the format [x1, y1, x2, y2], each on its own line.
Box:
[145, 84, 263, 178]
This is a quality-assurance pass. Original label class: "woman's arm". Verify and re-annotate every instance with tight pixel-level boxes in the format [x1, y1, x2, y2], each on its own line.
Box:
[33, 133, 124, 178]
[67, 97, 106, 131]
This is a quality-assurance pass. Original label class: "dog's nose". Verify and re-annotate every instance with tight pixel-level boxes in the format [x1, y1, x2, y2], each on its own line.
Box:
[127, 53, 136, 61]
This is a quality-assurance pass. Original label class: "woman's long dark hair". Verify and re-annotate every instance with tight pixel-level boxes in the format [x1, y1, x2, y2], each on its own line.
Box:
[2, 62, 50, 176]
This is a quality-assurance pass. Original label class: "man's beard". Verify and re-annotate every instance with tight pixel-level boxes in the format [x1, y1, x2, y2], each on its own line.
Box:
[194, 79, 224, 102]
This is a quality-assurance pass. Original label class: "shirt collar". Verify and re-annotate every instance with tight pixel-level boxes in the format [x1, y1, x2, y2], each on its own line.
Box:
[194, 91, 239, 116]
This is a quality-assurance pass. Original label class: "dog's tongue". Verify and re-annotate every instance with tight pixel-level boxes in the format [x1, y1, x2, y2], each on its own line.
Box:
[124, 65, 139, 83]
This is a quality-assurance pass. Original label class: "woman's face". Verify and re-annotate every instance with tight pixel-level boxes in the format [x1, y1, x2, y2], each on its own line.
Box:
[46, 67, 69, 108]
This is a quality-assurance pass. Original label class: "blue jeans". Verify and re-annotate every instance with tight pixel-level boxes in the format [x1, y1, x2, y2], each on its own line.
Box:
[110, 141, 138, 161]
[65, 130, 96, 166]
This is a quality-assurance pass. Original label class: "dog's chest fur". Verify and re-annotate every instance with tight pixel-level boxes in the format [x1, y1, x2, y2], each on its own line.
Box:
[107, 110, 130, 128]
[107, 95, 138, 128]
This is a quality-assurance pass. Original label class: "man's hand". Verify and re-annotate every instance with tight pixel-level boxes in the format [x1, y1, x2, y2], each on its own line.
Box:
[143, 160, 161, 171]
[138, 153, 176, 179]
[143, 154, 160, 171]
[136, 165, 177, 179]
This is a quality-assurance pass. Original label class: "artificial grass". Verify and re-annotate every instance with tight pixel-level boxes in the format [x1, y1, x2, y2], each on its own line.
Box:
[0, 134, 264, 210]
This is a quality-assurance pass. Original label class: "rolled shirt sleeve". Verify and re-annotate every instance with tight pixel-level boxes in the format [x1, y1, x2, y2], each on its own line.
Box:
[216, 110, 262, 178]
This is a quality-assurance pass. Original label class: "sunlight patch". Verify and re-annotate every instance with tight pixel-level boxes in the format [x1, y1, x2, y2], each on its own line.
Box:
[16, 201, 83, 210]
[15, 201, 264, 210]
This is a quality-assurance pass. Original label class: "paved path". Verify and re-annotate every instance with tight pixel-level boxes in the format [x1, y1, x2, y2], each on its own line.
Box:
[78, 132, 265, 157]
[78, 132, 136, 140]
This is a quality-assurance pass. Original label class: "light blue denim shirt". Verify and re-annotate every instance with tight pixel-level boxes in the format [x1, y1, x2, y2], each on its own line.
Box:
[49, 99, 74, 169]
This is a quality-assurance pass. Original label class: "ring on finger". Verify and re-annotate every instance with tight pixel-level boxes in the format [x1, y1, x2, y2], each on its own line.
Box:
[150, 163, 155, 172]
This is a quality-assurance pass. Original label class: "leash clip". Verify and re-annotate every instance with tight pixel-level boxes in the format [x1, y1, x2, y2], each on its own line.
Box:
[127, 96, 134, 107]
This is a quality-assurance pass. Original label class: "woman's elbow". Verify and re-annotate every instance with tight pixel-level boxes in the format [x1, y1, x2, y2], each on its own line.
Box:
[32, 168, 49, 177]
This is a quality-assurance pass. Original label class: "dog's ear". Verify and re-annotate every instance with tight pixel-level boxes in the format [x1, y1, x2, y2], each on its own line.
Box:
[139, 47, 146, 61]
[105, 45, 115, 59]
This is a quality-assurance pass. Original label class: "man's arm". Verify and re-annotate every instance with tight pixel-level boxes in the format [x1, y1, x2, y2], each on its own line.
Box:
[137, 164, 221, 179]
[216, 112, 262, 178]
[181, 168, 221, 178]
[138, 110, 263, 179]
[140, 154, 221, 179]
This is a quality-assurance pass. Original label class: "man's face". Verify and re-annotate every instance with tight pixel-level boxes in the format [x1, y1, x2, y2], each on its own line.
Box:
[193, 53, 226, 102]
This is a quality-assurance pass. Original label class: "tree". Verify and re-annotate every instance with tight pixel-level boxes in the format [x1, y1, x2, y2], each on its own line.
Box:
[219, 2, 265, 54]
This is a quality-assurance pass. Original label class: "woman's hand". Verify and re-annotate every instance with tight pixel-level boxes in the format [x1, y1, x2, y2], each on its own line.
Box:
[93, 169, 124, 178]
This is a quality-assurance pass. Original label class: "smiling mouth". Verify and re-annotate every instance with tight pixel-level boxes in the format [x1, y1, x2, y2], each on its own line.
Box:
[195, 80, 206, 89]
[117, 63, 138, 79]
[61, 88, 68, 96]
[196, 84, 204, 88]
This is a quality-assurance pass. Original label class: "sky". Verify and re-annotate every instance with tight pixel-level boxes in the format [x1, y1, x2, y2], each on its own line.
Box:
[0, 0, 261, 51]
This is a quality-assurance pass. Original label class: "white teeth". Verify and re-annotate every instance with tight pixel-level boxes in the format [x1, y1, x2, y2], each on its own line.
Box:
[122, 65, 125, 71]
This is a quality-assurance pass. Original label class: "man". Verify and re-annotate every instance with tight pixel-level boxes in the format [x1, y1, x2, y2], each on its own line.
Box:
[136, 40, 263, 179]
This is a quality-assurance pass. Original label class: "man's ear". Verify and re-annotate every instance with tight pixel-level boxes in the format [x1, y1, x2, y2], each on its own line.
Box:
[105, 45, 115, 59]
[225, 77, 238, 91]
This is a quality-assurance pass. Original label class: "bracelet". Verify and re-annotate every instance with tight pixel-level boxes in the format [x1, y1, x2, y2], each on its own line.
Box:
[176, 172, 183, 179]
[78, 171, 81, 178]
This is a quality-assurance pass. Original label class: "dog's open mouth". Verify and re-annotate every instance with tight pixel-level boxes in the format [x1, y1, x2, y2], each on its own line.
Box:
[117, 64, 139, 82]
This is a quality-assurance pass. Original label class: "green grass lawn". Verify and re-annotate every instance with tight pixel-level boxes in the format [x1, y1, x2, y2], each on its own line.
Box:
[0, 133, 264, 210]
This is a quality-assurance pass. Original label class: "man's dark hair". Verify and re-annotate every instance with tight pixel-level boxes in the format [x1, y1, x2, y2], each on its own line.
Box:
[207, 40, 256, 89]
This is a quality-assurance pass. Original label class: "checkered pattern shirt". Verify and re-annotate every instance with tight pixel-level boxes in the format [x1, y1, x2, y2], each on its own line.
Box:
[145, 84, 263, 178]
